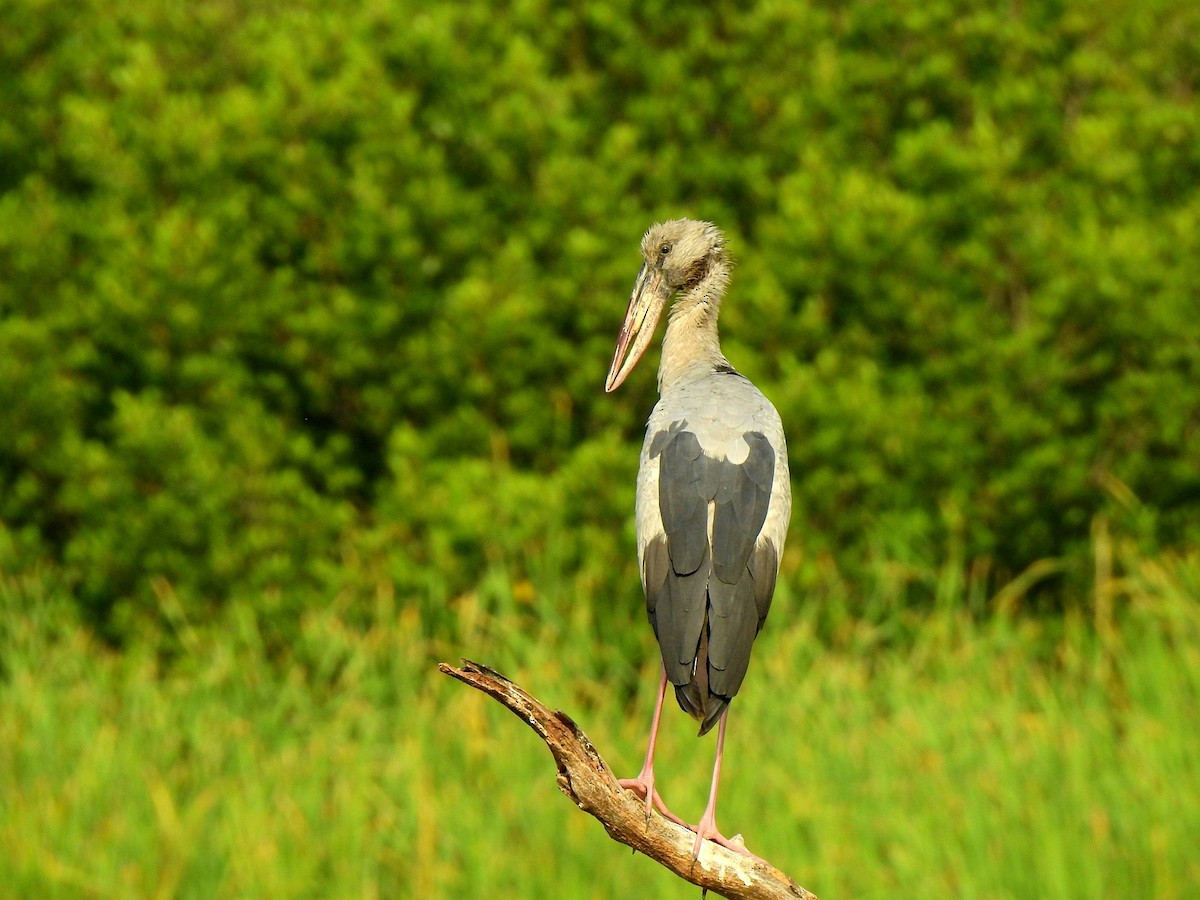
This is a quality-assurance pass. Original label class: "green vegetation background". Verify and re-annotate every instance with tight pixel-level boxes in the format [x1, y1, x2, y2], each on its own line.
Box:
[1, 0, 1198, 897]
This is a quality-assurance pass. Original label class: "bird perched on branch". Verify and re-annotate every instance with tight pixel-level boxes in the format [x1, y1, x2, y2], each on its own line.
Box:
[605, 219, 791, 858]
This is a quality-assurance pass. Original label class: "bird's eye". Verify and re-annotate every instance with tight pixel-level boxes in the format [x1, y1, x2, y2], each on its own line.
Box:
[660, 243, 671, 256]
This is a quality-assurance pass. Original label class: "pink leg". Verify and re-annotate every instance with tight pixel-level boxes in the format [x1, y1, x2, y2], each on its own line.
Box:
[689, 709, 755, 859]
[619, 666, 687, 826]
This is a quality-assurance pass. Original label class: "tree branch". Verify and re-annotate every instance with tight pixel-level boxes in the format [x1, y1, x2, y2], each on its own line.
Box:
[438, 659, 819, 900]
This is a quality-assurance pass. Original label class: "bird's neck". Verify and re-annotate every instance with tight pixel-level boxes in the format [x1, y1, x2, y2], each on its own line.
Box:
[658, 257, 732, 393]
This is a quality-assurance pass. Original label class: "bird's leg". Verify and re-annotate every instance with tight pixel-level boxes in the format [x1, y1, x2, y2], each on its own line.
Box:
[689, 709, 755, 859]
[619, 666, 687, 826]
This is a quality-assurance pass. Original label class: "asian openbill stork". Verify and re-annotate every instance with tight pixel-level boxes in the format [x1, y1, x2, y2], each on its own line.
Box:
[605, 219, 791, 858]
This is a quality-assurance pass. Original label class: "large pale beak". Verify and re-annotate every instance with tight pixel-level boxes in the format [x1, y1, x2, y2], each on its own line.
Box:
[604, 263, 669, 392]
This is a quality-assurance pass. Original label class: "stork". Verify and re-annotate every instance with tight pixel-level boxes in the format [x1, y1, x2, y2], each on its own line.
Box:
[605, 219, 791, 858]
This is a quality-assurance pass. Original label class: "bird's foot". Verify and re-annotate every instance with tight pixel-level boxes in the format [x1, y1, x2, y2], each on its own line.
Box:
[617, 776, 688, 827]
[688, 816, 758, 861]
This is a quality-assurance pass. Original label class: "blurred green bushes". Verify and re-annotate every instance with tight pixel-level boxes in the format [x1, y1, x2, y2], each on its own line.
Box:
[1, 0, 1198, 639]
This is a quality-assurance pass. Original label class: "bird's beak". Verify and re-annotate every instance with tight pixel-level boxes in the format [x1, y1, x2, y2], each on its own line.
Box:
[605, 263, 669, 392]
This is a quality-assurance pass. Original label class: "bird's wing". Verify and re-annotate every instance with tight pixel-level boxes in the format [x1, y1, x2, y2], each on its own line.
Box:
[635, 376, 787, 733]
[706, 431, 775, 699]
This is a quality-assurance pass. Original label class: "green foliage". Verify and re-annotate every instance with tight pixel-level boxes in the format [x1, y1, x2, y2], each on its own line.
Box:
[1, 546, 1198, 897]
[1, 0, 1199, 633]
[4, 7, 1198, 894]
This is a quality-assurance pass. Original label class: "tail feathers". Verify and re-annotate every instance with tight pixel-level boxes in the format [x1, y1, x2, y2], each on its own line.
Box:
[674, 683, 728, 736]
[668, 609, 730, 736]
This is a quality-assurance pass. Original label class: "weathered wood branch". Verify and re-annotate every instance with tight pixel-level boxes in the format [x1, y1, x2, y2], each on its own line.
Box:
[439, 659, 818, 900]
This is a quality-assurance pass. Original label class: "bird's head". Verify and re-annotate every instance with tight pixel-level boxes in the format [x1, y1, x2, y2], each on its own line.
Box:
[605, 219, 727, 392]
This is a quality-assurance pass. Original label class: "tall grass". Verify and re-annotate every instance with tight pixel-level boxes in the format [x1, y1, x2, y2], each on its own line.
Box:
[1, 543, 1197, 898]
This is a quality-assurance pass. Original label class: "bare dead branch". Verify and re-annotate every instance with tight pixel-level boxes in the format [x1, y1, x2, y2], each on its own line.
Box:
[438, 659, 818, 900]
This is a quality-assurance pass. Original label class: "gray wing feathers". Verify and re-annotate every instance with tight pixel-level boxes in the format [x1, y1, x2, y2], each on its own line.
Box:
[707, 434, 774, 699]
[665, 547, 709, 671]
[646, 421, 780, 729]
[643, 534, 706, 683]
[706, 576, 757, 696]
[711, 433, 773, 582]
[747, 540, 779, 625]
[657, 431, 709, 576]
[642, 534, 669, 618]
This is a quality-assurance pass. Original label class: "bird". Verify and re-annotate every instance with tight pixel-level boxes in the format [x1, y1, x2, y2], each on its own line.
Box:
[605, 219, 791, 859]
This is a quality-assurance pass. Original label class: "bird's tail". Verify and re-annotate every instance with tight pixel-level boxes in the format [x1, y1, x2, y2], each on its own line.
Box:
[675, 684, 727, 736]
[673, 614, 729, 736]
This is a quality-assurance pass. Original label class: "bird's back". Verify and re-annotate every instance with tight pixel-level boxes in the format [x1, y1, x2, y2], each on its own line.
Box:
[635, 369, 790, 734]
